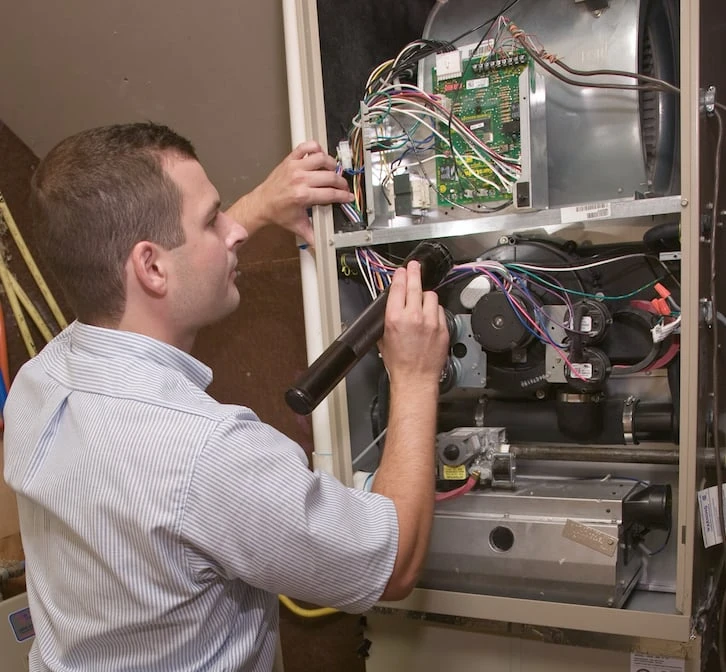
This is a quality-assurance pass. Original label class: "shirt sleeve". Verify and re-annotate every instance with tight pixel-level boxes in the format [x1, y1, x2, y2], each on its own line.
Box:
[179, 409, 399, 613]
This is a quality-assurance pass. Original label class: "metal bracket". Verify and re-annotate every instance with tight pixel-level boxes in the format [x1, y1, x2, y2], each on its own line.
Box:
[700, 86, 716, 115]
[622, 395, 637, 445]
[701, 298, 714, 326]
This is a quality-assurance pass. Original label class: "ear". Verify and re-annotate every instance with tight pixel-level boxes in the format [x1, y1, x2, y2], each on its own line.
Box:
[128, 241, 168, 297]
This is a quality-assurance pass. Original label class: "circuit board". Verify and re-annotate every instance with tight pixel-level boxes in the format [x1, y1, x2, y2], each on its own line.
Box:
[433, 51, 529, 207]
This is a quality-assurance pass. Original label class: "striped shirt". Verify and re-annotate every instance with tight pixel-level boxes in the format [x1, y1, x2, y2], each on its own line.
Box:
[3, 322, 398, 671]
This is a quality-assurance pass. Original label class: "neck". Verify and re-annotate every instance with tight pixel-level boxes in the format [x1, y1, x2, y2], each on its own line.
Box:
[116, 309, 197, 353]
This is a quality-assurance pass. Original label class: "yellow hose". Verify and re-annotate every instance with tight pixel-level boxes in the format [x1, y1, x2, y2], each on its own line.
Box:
[0, 255, 36, 357]
[278, 594, 339, 618]
[8, 272, 54, 343]
[0, 193, 68, 329]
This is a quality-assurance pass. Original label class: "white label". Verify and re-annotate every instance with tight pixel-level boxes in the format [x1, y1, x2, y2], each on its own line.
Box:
[568, 362, 592, 379]
[698, 484, 726, 547]
[560, 201, 612, 223]
[435, 51, 462, 80]
[466, 77, 489, 90]
[460, 40, 494, 60]
[580, 316, 593, 332]
[630, 652, 685, 672]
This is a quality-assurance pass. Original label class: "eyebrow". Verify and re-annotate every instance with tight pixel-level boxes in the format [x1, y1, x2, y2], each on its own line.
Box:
[205, 199, 222, 221]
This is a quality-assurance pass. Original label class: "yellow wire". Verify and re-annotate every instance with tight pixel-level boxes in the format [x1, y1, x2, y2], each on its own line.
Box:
[278, 595, 338, 618]
[0, 255, 37, 357]
[8, 272, 54, 343]
[0, 192, 68, 329]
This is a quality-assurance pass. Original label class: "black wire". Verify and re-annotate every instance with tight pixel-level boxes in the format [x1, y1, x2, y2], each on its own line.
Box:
[386, 111, 512, 214]
[522, 44, 668, 93]
[644, 520, 672, 556]
[553, 59, 680, 95]
[443, 0, 521, 192]
[449, 0, 521, 46]
[708, 107, 725, 672]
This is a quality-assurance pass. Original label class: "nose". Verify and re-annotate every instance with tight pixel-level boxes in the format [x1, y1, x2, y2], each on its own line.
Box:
[219, 211, 249, 249]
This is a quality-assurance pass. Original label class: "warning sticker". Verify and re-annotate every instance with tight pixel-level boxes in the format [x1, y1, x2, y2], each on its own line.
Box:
[630, 652, 685, 672]
[442, 465, 467, 480]
[698, 484, 726, 547]
[8, 607, 34, 642]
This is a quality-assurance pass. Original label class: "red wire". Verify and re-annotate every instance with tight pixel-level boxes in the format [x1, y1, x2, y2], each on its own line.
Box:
[435, 475, 478, 502]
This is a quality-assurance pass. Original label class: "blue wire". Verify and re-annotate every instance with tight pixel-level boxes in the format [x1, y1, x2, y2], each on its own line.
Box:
[0, 372, 7, 414]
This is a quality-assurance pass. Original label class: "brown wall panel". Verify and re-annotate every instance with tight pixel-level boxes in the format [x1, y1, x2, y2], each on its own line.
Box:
[0, 0, 293, 209]
[0, 0, 369, 665]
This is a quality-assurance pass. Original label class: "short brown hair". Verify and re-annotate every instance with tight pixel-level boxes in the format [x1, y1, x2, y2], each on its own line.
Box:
[31, 122, 198, 325]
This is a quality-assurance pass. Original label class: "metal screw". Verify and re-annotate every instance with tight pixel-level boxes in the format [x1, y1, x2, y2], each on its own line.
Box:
[498, 235, 509, 245]
[535, 389, 546, 400]
[681, 198, 689, 207]
[493, 316, 505, 328]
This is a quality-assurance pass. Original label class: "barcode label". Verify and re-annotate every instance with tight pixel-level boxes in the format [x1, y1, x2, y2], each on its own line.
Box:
[568, 362, 592, 379]
[460, 40, 494, 59]
[698, 485, 726, 547]
[560, 201, 612, 223]
[466, 77, 490, 90]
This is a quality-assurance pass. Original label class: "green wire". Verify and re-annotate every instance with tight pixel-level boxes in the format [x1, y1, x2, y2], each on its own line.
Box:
[506, 264, 663, 301]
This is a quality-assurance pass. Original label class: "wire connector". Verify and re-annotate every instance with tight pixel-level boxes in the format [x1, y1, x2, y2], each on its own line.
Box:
[652, 316, 681, 343]
[337, 140, 353, 171]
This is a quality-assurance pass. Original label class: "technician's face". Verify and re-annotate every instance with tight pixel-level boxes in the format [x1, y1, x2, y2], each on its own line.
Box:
[164, 156, 248, 329]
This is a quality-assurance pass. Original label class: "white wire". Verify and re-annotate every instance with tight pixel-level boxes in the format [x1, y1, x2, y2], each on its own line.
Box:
[374, 81, 523, 168]
[391, 154, 449, 173]
[362, 104, 513, 190]
[355, 248, 377, 299]
[509, 253, 650, 273]
[365, 86, 522, 177]
[352, 427, 388, 469]
[358, 95, 514, 188]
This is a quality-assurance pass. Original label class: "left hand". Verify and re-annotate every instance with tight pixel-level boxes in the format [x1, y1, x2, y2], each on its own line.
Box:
[232, 141, 354, 247]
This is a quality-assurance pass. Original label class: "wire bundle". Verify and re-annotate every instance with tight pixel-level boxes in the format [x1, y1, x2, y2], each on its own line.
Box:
[350, 247, 679, 382]
[338, 12, 528, 223]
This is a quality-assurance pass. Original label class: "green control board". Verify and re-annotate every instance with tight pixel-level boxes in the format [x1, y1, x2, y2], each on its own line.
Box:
[433, 51, 528, 207]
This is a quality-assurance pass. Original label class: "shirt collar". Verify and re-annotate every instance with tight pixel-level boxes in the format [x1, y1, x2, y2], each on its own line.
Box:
[67, 321, 213, 390]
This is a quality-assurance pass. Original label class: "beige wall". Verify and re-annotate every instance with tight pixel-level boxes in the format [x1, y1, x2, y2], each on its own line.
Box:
[0, 0, 292, 205]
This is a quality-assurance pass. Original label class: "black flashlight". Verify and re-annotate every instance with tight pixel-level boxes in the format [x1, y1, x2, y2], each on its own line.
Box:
[285, 241, 454, 415]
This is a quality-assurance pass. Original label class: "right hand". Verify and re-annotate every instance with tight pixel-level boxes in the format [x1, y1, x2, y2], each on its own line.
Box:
[378, 260, 449, 388]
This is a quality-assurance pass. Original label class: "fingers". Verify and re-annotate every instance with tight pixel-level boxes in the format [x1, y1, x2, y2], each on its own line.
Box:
[305, 186, 355, 206]
[299, 151, 338, 173]
[294, 219, 315, 247]
[405, 260, 423, 308]
[290, 141, 323, 159]
[386, 267, 407, 316]
[302, 169, 350, 192]
[422, 289, 440, 320]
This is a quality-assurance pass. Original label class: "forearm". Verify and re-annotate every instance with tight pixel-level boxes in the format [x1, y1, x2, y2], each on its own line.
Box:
[372, 380, 439, 598]
[225, 188, 269, 240]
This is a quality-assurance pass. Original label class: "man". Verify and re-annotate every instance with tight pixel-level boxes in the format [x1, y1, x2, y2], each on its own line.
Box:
[3, 122, 449, 671]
